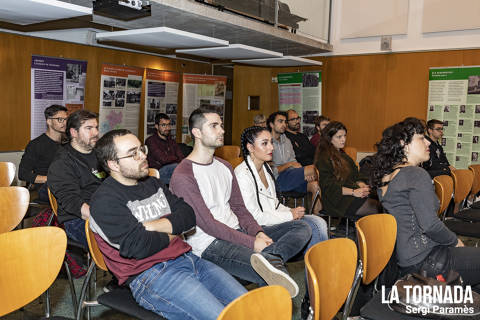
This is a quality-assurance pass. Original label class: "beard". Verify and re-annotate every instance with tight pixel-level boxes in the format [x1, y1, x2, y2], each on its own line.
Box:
[119, 160, 149, 180]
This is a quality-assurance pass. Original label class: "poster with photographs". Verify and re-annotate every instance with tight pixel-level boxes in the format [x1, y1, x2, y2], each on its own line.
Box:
[181, 74, 227, 143]
[30, 55, 87, 139]
[427, 66, 480, 168]
[144, 69, 179, 139]
[98, 64, 144, 136]
[278, 71, 322, 138]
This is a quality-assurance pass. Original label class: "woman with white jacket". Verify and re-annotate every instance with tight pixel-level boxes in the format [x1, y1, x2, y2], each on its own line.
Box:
[234, 126, 328, 253]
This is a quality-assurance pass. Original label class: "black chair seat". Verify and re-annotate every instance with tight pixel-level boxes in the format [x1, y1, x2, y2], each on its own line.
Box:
[98, 287, 165, 320]
[278, 191, 306, 199]
[453, 207, 480, 222]
[445, 220, 480, 238]
[360, 290, 427, 320]
[471, 201, 480, 209]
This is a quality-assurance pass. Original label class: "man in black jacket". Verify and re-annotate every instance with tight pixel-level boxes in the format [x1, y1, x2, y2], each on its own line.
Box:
[48, 110, 105, 247]
[422, 119, 455, 178]
[285, 109, 316, 166]
[90, 129, 246, 319]
[19, 104, 67, 202]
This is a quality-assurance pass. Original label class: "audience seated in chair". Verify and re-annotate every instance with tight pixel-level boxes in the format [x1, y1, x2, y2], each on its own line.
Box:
[315, 121, 379, 218]
[48, 110, 105, 248]
[90, 129, 246, 319]
[170, 107, 312, 298]
[372, 118, 480, 287]
[309, 115, 330, 148]
[422, 119, 455, 178]
[284, 109, 316, 166]
[19, 104, 67, 203]
[145, 113, 184, 185]
[235, 125, 328, 312]
[267, 111, 320, 204]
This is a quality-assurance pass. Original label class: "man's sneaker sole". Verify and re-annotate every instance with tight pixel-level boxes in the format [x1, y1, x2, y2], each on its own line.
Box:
[250, 253, 299, 298]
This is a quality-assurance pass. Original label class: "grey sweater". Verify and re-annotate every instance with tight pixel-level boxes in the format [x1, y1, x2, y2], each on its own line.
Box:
[378, 166, 458, 267]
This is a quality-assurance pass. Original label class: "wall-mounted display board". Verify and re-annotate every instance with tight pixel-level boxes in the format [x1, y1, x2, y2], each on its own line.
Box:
[98, 64, 144, 136]
[181, 74, 227, 143]
[427, 66, 480, 168]
[144, 69, 180, 139]
[278, 71, 322, 137]
[31, 55, 87, 139]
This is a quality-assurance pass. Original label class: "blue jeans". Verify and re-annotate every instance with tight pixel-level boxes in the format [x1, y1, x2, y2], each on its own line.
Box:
[301, 215, 328, 254]
[63, 218, 87, 248]
[129, 252, 246, 320]
[201, 220, 312, 285]
[159, 163, 178, 185]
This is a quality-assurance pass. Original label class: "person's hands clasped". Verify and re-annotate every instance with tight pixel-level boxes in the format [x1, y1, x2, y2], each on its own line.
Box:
[254, 232, 273, 253]
[291, 207, 306, 220]
[352, 187, 370, 198]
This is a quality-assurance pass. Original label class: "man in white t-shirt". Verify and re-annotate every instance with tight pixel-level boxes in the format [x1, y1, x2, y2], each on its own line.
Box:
[170, 107, 312, 297]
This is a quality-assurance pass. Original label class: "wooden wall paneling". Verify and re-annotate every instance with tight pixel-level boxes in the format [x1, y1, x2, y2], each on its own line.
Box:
[232, 65, 273, 146]
[324, 54, 388, 151]
[383, 50, 464, 129]
[0, 32, 210, 151]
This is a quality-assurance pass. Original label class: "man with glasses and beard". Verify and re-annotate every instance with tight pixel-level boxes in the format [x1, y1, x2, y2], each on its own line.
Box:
[48, 110, 105, 248]
[90, 129, 246, 319]
[145, 113, 184, 184]
[284, 109, 316, 166]
[19, 104, 67, 202]
[422, 119, 455, 178]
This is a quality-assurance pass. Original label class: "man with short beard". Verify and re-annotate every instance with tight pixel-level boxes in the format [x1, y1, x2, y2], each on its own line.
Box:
[170, 108, 311, 298]
[48, 110, 105, 247]
[145, 113, 183, 184]
[19, 104, 67, 203]
[89, 129, 246, 319]
[284, 109, 315, 166]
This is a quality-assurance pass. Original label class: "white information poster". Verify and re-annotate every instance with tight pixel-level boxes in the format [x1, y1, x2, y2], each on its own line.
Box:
[144, 69, 180, 139]
[181, 74, 227, 143]
[98, 64, 144, 136]
[427, 66, 480, 168]
[278, 71, 322, 137]
[31, 55, 87, 139]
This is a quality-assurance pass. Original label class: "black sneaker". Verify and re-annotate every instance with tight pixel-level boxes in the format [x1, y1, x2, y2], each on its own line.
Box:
[250, 253, 299, 297]
[103, 279, 120, 293]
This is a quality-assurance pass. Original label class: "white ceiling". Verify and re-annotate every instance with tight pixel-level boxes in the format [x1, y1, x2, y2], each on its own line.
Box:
[176, 44, 283, 60]
[233, 56, 323, 67]
[0, 0, 91, 25]
[95, 27, 229, 49]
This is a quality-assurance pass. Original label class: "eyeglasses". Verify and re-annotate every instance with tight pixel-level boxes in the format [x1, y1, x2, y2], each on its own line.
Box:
[287, 117, 301, 122]
[158, 123, 171, 128]
[433, 127, 444, 131]
[49, 117, 68, 123]
[117, 145, 148, 161]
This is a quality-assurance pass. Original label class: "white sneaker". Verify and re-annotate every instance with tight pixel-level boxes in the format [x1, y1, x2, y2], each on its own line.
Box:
[250, 253, 299, 297]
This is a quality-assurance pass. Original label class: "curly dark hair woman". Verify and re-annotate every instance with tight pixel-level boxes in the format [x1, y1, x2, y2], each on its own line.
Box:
[314, 121, 379, 217]
[371, 117, 480, 287]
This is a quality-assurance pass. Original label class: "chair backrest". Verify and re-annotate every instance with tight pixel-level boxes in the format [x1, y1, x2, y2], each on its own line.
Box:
[305, 238, 357, 320]
[355, 214, 397, 285]
[85, 219, 108, 271]
[217, 286, 291, 320]
[0, 186, 30, 233]
[344, 147, 357, 163]
[0, 227, 67, 316]
[0, 161, 16, 186]
[469, 165, 480, 196]
[48, 187, 58, 216]
[229, 156, 244, 169]
[148, 168, 160, 179]
[214, 145, 241, 160]
[451, 169, 474, 204]
[433, 175, 454, 217]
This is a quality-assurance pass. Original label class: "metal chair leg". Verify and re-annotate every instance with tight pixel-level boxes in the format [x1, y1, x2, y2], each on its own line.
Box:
[64, 261, 78, 316]
[44, 289, 51, 318]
